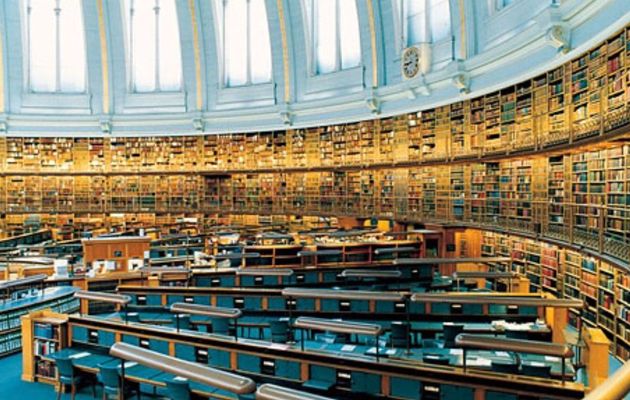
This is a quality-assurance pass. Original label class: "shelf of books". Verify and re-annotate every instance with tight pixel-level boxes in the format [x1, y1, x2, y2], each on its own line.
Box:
[480, 231, 629, 361]
[21, 311, 70, 384]
[1, 289, 78, 359]
[0, 140, 628, 262]
[616, 272, 630, 360]
[0, 28, 625, 177]
[408, 168, 423, 215]
[547, 155, 567, 238]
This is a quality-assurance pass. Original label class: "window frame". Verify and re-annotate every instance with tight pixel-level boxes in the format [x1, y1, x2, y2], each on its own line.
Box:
[304, 0, 362, 76]
[22, 0, 88, 94]
[392, 0, 452, 52]
[123, 0, 184, 93]
[218, 0, 273, 88]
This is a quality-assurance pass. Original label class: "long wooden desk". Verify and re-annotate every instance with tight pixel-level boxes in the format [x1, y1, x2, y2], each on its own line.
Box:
[118, 286, 545, 322]
[60, 315, 584, 400]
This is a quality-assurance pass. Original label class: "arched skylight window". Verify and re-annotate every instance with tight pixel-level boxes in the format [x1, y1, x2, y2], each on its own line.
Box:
[220, 0, 272, 86]
[394, 0, 452, 48]
[124, 0, 183, 92]
[304, 0, 361, 74]
[24, 0, 87, 93]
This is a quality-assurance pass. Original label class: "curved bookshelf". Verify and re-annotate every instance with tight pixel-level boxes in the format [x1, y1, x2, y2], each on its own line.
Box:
[0, 21, 627, 363]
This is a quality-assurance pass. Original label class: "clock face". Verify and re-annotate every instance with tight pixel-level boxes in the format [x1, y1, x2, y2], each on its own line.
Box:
[402, 47, 420, 79]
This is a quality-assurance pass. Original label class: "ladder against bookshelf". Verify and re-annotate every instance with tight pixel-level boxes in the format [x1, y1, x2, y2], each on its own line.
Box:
[21, 310, 69, 383]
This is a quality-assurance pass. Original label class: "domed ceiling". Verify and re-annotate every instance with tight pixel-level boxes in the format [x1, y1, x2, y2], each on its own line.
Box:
[0, 0, 628, 135]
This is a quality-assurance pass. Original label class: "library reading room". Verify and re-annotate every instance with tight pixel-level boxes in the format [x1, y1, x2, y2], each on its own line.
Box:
[0, 0, 628, 399]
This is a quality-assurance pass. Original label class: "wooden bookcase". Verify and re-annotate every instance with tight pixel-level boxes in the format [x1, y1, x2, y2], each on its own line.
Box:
[0, 20, 627, 363]
[480, 230, 628, 362]
[22, 310, 69, 384]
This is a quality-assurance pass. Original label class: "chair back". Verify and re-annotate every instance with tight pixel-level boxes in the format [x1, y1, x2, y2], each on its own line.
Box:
[391, 322, 409, 338]
[166, 378, 192, 400]
[269, 319, 289, 343]
[521, 363, 552, 378]
[55, 356, 75, 378]
[98, 364, 120, 390]
[443, 323, 465, 348]
[177, 314, 191, 330]
[390, 322, 410, 348]
[210, 317, 230, 335]
[126, 312, 140, 323]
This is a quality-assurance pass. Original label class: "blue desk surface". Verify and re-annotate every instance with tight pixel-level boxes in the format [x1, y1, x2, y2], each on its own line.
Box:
[298, 340, 574, 378]
[152, 372, 232, 397]
[51, 348, 116, 370]
[90, 311, 550, 345]
[0, 286, 76, 313]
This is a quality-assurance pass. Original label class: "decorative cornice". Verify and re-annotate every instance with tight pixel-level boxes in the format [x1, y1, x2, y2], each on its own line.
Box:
[0, 0, 624, 135]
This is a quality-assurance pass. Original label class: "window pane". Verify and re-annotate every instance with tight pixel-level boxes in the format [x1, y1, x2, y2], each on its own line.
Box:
[157, 0, 182, 90]
[59, 0, 86, 92]
[28, 0, 56, 92]
[430, 0, 451, 42]
[129, 0, 156, 92]
[314, 0, 336, 74]
[249, 0, 272, 84]
[339, 0, 360, 69]
[406, 0, 427, 45]
[392, 0, 404, 47]
[224, 0, 248, 86]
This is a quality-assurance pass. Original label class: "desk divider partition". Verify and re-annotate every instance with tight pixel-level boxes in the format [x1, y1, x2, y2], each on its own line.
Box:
[455, 334, 574, 381]
[170, 302, 242, 338]
[373, 247, 418, 255]
[236, 268, 295, 277]
[340, 269, 403, 279]
[0, 273, 48, 290]
[110, 341, 256, 396]
[292, 317, 383, 360]
[410, 293, 583, 344]
[74, 290, 132, 321]
[0, 273, 48, 303]
[281, 288, 405, 301]
[137, 266, 191, 287]
[281, 288, 406, 352]
[451, 271, 520, 292]
[255, 383, 335, 400]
